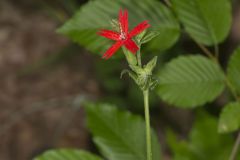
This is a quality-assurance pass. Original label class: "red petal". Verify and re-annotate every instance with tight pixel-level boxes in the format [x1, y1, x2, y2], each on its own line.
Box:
[119, 9, 128, 34]
[124, 39, 139, 54]
[128, 21, 150, 38]
[98, 29, 120, 41]
[102, 41, 124, 59]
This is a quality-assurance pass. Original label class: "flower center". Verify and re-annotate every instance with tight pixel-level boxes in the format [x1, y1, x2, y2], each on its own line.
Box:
[119, 23, 127, 40]
[120, 33, 126, 40]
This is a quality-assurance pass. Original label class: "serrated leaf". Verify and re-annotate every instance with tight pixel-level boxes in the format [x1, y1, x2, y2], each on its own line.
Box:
[85, 103, 161, 160]
[34, 149, 103, 160]
[157, 55, 225, 108]
[172, 0, 232, 45]
[218, 102, 240, 133]
[227, 46, 240, 96]
[167, 111, 238, 160]
[58, 0, 180, 55]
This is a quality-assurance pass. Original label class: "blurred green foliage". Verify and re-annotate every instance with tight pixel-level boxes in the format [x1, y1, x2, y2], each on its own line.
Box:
[34, 149, 102, 160]
[33, 0, 240, 159]
[85, 103, 162, 160]
[167, 111, 240, 160]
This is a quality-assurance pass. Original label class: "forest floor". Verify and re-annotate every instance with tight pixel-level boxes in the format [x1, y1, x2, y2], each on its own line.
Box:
[0, 0, 99, 159]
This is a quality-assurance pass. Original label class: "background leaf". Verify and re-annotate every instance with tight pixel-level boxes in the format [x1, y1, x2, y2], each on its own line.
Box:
[34, 149, 103, 160]
[227, 46, 240, 95]
[218, 102, 240, 133]
[171, 0, 232, 45]
[58, 0, 180, 55]
[157, 55, 225, 108]
[167, 111, 239, 160]
[85, 103, 161, 160]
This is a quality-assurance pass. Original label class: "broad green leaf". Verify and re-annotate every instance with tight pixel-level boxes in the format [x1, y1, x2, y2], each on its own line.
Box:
[171, 0, 232, 45]
[58, 0, 180, 55]
[218, 102, 240, 133]
[34, 149, 103, 160]
[85, 103, 161, 160]
[167, 111, 239, 160]
[157, 55, 225, 108]
[227, 46, 240, 95]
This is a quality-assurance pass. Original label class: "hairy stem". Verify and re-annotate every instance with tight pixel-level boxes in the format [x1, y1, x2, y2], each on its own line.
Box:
[229, 132, 240, 160]
[137, 48, 142, 67]
[143, 90, 152, 160]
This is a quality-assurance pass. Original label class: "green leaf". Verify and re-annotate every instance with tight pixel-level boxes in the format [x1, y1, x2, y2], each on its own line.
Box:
[34, 149, 103, 160]
[144, 56, 158, 74]
[157, 55, 225, 108]
[166, 129, 193, 160]
[167, 111, 238, 160]
[227, 46, 240, 95]
[218, 102, 240, 133]
[58, 0, 180, 55]
[121, 69, 138, 85]
[171, 0, 232, 45]
[122, 47, 137, 66]
[140, 31, 160, 44]
[129, 65, 144, 75]
[85, 103, 161, 160]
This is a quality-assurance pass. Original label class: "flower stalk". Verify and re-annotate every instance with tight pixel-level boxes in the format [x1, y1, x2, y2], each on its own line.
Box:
[229, 131, 240, 160]
[137, 48, 142, 67]
[143, 89, 152, 160]
[98, 9, 158, 160]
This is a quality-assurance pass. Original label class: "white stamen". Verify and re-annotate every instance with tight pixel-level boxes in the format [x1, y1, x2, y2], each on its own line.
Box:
[120, 33, 126, 40]
[119, 22, 126, 40]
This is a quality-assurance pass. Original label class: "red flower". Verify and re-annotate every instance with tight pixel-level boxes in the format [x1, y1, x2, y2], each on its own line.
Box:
[98, 9, 150, 59]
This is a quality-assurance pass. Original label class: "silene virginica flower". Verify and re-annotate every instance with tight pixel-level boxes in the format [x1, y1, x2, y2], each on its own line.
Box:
[98, 9, 150, 59]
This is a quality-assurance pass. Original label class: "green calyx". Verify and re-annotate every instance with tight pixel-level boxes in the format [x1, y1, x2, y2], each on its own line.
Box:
[121, 55, 158, 91]
[121, 31, 159, 91]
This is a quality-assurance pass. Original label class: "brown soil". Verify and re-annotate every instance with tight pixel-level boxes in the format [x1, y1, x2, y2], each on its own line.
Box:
[0, 1, 99, 159]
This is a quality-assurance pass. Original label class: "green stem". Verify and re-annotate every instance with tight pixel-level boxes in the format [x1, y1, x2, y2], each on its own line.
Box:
[143, 89, 152, 160]
[193, 39, 217, 62]
[225, 76, 239, 100]
[229, 132, 240, 160]
[137, 48, 142, 67]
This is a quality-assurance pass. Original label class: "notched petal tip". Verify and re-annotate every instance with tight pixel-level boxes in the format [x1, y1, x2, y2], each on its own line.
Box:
[118, 8, 129, 34]
[119, 8, 123, 20]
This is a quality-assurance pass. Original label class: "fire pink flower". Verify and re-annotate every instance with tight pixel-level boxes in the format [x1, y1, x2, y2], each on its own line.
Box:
[98, 9, 150, 59]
